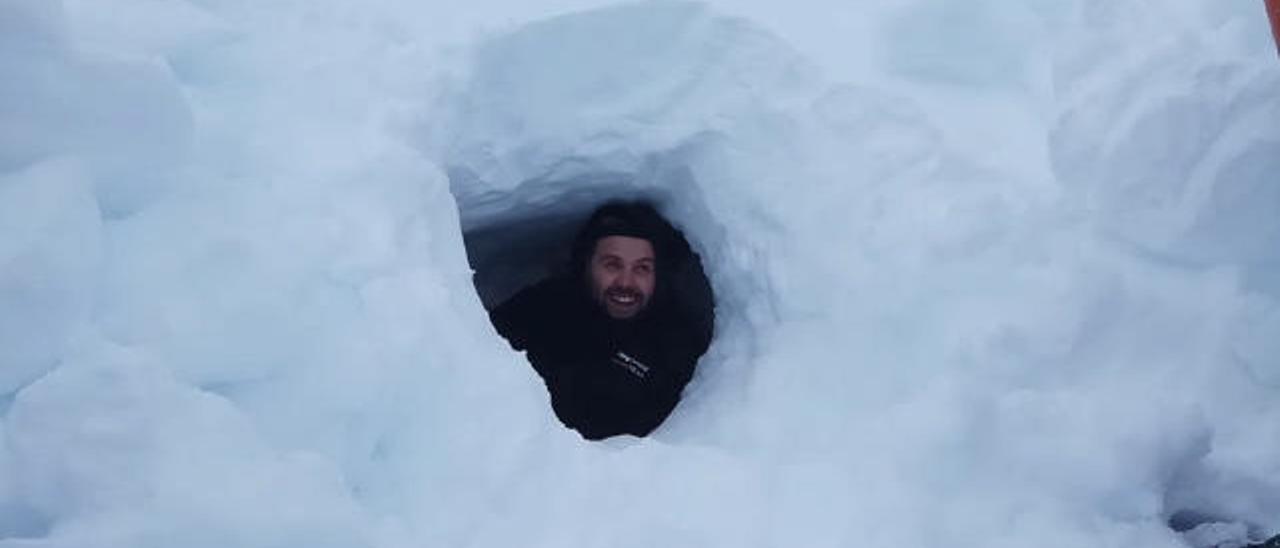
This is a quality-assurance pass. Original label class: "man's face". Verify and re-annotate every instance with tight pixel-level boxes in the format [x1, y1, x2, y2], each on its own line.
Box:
[588, 236, 656, 320]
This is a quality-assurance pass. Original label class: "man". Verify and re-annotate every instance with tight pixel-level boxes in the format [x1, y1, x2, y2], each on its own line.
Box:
[489, 201, 714, 440]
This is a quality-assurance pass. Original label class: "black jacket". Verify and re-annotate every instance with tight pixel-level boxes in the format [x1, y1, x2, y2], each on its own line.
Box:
[490, 275, 711, 440]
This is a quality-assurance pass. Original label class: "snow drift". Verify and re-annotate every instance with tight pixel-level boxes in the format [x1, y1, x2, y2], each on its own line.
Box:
[1, 0, 1278, 547]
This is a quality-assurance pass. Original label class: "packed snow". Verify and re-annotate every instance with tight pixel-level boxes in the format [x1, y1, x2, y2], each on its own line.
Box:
[1, 0, 1278, 547]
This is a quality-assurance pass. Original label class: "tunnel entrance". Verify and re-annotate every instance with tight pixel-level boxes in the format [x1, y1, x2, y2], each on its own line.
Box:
[449, 167, 721, 440]
[421, 0, 800, 441]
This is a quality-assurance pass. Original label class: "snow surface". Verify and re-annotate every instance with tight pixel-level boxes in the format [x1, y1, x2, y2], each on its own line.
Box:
[1, 0, 1279, 546]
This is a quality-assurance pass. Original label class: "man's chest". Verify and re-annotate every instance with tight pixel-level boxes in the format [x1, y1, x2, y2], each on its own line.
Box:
[533, 325, 666, 381]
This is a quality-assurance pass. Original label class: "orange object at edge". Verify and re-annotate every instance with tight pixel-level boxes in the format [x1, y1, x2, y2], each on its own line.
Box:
[1269, 0, 1280, 55]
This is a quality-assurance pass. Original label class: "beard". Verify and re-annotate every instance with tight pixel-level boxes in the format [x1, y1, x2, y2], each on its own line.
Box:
[593, 285, 650, 320]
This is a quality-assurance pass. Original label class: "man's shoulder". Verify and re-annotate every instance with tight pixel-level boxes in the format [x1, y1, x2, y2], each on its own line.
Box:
[649, 297, 713, 353]
[494, 276, 575, 314]
[489, 276, 583, 346]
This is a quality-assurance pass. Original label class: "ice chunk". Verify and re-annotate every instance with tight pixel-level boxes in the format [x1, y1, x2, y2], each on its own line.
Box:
[0, 160, 101, 394]
[6, 357, 373, 547]
[0, 0, 192, 218]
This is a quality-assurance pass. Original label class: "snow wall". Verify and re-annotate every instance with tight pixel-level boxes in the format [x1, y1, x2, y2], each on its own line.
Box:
[1, 0, 1279, 547]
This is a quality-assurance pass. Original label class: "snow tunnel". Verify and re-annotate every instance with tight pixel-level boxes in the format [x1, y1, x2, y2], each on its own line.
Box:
[426, 1, 802, 439]
[446, 158, 735, 440]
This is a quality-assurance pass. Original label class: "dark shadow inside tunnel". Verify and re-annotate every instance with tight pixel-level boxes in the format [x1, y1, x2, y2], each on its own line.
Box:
[463, 208, 584, 310]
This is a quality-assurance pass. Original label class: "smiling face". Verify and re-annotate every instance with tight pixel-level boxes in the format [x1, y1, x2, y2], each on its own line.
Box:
[587, 235, 656, 320]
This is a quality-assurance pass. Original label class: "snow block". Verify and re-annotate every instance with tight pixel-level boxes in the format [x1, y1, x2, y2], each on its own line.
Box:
[0, 0, 193, 218]
[0, 160, 101, 395]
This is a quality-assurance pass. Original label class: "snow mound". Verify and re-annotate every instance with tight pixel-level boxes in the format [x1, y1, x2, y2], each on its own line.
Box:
[0, 1, 1277, 547]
